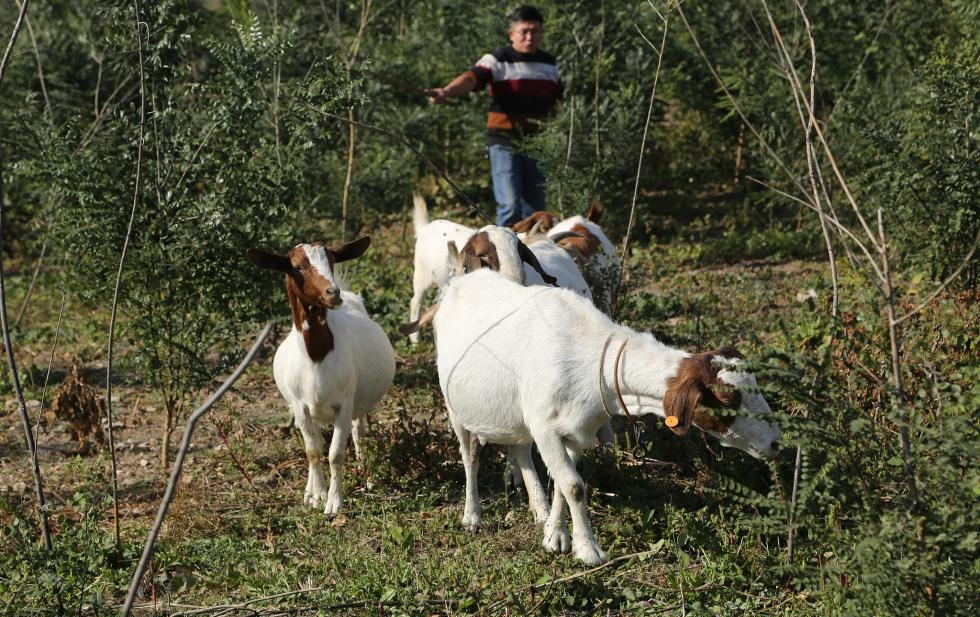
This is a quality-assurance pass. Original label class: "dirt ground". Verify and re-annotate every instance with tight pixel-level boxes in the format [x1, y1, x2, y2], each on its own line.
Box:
[0, 336, 441, 524]
[1, 351, 293, 507]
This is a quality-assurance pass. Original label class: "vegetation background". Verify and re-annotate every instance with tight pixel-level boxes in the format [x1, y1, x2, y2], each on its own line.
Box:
[0, 0, 976, 615]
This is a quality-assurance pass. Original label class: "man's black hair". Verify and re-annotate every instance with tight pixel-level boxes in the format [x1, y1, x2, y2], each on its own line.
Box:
[509, 5, 544, 25]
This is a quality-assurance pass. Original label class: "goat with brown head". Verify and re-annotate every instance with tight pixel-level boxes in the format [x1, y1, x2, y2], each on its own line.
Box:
[247, 236, 395, 515]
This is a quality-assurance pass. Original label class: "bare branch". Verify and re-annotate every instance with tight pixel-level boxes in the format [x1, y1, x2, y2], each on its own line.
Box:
[763, 4, 883, 266]
[0, 0, 53, 554]
[105, 0, 148, 551]
[31, 289, 66, 448]
[120, 322, 274, 617]
[309, 106, 491, 224]
[676, 5, 810, 201]
[13, 239, 46, 329]
[892, 226, 980, 326]
[0, 0, 29, 92]
[12, 0, 49, 114]
[618, 1, 675, 313]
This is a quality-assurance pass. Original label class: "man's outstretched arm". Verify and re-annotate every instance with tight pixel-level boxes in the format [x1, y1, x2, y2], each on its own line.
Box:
[424, 71, 477, 104]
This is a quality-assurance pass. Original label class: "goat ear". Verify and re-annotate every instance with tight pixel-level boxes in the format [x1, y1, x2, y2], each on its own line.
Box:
[330, 236, 371, 263]
[539, 213, 557, 232]
[586, 200, 603, 224]
[247, 248, 290, 273]
[556, 240, 587, 266]
[662, 374, 701, 436]
[713, 345, 744, 360]
[516, 242, 558, 286]
[510, 216, 535, 233]
[398, 321, 420, 336]
[447, 240, 466, 276]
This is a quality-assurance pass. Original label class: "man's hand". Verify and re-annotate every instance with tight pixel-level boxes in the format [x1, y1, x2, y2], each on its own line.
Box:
[424, 87, 449, 104]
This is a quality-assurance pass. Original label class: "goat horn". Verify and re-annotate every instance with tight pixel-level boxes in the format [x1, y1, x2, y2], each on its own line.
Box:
[549, 231, 582, 244]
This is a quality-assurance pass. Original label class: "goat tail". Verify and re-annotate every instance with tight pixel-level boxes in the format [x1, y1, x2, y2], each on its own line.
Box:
[412, 193, 430, 235]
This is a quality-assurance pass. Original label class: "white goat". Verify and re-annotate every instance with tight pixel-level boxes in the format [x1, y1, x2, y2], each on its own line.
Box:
[248, 237, 396, 514]
[450, 224, 558, 288]
[512, 203, 622, 312]
[521, 227, 593, 302]
[408, 194, 476, 343]
[431, 268, 781, 564]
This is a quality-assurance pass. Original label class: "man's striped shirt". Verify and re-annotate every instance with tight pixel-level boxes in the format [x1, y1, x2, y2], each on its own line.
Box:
[467, 45, 563, 145]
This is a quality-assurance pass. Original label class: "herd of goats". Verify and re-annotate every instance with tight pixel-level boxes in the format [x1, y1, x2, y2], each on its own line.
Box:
[246, 195, 783, 565]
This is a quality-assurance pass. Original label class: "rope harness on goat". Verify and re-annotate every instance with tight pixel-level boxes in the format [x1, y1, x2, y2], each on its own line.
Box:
[599, 335, 679, 443]
[599, 334, 636, 424]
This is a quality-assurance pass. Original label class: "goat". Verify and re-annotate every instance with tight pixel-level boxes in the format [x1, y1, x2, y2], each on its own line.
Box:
[430, 268, 781, 564]
[413, 224, 600, 516]
[248, 237, 396, 514]
[408, 194, 476, 343]
[520, 225, 593, 302]
[450, 224, 558, 287]
[409, 223, 597, 522]
[512, 202, 621, 312]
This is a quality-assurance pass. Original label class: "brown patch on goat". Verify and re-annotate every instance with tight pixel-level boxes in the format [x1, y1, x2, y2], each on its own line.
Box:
[511, 211, 558, 234]
[663, 347, 744, 436]
[45, 364, 106, 454]
[282, 246, 338, 362]
[556, 224, 602, 263]
[457, 229, 558, 285]
[457, 231, 501, 275]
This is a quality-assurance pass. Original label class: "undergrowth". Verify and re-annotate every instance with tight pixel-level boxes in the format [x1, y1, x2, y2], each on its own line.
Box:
[2, 224, 977, 616]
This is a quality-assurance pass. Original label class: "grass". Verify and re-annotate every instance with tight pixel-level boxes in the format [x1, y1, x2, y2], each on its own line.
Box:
[1, 195, 976, 616]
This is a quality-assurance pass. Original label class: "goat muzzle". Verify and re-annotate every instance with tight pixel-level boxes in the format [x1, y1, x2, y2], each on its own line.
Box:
[322, 288, 343, 308]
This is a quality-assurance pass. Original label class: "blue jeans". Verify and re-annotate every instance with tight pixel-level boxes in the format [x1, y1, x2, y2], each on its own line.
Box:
[488, 144, 546, 227]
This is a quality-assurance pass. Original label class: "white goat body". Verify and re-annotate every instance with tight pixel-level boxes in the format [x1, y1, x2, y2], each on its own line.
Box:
[249, 238, 395, 514]
[408, 194, 476, 343]
[511, 204, 621, 311]
[433, 269, 780, 564]
[521, 231, 593, 302]
[548, 215, 620, 312]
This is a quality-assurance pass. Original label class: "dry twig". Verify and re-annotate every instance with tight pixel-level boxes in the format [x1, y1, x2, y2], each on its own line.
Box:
[120, 322, 274, 617]
[104, 0, 147, 552]
[0, 0, 53, 553]
[616, 0, 677, 314]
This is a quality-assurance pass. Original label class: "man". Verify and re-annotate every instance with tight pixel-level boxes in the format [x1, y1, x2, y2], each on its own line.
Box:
[425, 5, 563, 227]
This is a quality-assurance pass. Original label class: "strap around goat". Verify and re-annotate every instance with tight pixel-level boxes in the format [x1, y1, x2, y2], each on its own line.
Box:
[613, 338, 636, 423]
[599, 334, 636, 424]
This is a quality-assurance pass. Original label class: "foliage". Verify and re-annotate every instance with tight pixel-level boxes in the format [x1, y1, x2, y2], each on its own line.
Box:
[838, 34, 980, 288]
[0, 463, 135, 616]
[5, 1, 364, 462]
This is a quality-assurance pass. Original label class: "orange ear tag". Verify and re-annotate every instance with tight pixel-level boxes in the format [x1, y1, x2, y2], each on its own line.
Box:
[664, 416, 679, 428]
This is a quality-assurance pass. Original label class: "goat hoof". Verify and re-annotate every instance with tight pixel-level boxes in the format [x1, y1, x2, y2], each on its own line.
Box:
[305, 489, 329, 508]
[542, 526, 572, 553]
[461, 512, 482, 531]
[324, 496, 343, 514]
[531, 506, 550, 525]
[573, 542, 608, 565]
